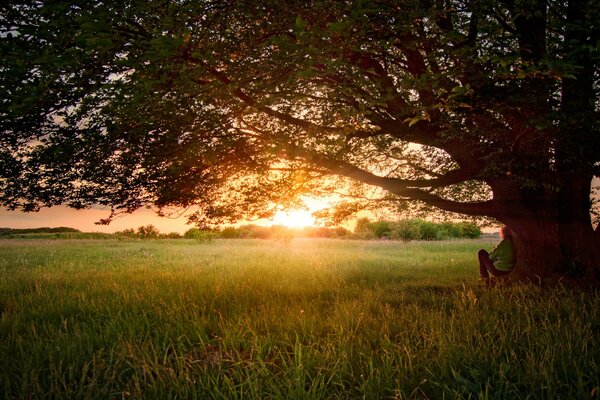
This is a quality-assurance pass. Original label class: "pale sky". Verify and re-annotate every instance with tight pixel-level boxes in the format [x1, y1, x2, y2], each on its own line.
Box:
[0, 206, 194, 234]
[3, 182, 595, 233]
[0, 197, 334, 233]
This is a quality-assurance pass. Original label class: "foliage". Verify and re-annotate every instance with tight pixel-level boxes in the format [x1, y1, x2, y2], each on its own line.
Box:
[0, 231, 113, 240]
[159, 232, 182, 239]
[184, 228, 216, 243]
[0, 227, 80, 235]
[136, 225, 160, 239]
[354, 218, 481, 241]
[0, 222, 479, 241]
[113, 228, 138, 239]
[456, 222, 484, 239]
[1, 0, 599, 278]
[219, 227, 241, 239]
[216, 224, 351, 240]
[115, 225, 162, 239]
[390, 219, 421, 241]
[353, 217, 375, 239]
[0, 239, 598, 399]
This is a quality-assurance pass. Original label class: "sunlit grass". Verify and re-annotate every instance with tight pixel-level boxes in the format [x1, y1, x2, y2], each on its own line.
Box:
[0, 238, 598, 399]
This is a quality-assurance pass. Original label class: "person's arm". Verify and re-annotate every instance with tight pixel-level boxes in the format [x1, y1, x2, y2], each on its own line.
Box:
[489, 240, 504, 261]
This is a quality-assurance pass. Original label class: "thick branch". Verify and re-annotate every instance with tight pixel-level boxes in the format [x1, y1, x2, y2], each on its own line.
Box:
[190, 52, 485, 188]
[288, 146, 494, 217]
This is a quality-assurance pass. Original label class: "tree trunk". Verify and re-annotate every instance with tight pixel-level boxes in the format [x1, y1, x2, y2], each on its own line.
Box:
[492, 180, 600, 285]
[498, 216, 599, 285]
[557, 173, 600, 279]
[502, 208, 561, 284]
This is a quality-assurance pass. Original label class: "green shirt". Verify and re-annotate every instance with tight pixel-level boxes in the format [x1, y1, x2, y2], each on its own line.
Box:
[489, 239, 514, 271]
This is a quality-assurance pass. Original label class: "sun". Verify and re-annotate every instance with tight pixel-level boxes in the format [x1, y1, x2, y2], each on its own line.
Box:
[272, 210, 316, 228]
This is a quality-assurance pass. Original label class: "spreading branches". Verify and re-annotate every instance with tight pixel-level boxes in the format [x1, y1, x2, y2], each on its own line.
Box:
[282, 144, 494, 217]
[1, 0, 596, 233]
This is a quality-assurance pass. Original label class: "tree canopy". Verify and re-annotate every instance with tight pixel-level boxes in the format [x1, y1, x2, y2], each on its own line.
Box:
[1, 0, 599, 281]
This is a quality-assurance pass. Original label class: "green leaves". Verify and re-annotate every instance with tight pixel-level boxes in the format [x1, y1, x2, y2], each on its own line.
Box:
[404, 113, 431, 128]
[1, 0, 598, 231]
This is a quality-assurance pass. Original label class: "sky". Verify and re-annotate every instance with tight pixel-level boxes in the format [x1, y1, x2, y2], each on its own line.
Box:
[0, 206, 194, 233]
[0, 197, 334, 233]
[4, 182, 596, 233]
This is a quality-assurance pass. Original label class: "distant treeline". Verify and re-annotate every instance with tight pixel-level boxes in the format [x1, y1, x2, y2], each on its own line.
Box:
[0, 227, 81, 235]
[353, 218, 481, 241]
[0, 218, 481, 241]
[113, 225, 351, 240]
[113, 220, 481, 241]
[2, 219, 481, 241]
[210, 219, 481, 241]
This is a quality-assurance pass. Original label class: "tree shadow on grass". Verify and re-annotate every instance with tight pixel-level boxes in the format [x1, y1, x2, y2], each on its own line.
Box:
[381, 285, 460, 310]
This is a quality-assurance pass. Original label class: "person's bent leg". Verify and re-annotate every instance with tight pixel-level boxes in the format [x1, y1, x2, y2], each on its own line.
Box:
[477, 249, 493, 278]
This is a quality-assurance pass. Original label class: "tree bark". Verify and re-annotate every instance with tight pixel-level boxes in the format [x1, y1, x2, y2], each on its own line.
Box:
[557, 173, 600, 279]
[554, 0, 600, 282]
[497, 192, 561, 282]
[487, 177, 600, 285]
[509, 218, 562, 284]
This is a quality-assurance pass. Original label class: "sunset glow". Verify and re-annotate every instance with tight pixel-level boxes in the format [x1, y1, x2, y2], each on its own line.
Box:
[272, 210, 316, 228]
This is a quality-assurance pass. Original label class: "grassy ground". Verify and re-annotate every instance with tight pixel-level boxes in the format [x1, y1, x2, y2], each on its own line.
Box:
[0, 238, 598, 399]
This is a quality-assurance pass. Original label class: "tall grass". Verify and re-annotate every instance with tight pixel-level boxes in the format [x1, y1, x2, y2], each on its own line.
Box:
[0, 239, 598, 399]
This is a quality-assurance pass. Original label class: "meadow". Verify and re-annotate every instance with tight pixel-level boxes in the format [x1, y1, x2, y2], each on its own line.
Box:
[0, 238, 598, 399]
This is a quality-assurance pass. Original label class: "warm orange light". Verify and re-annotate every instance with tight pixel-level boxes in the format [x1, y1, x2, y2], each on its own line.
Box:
[272, 210, 316, 228]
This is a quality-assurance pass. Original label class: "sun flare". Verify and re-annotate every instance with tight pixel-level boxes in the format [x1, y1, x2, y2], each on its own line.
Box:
[272, 210, 316, 228]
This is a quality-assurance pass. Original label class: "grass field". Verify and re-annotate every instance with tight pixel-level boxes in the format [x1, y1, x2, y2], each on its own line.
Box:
[0, 238, 598, 399]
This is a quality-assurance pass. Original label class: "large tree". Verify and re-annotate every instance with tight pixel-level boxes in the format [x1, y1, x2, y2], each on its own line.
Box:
[1, 0, 599, 282]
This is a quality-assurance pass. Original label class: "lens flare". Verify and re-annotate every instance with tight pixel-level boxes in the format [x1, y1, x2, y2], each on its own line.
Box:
[272, 210, 316, 228]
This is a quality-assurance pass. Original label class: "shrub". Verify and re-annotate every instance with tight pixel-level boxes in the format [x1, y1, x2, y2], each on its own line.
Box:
[457, 222, 482, 238]
[114, 228, 138, 238]
[159, 232, 182, 239]
[371, 221, 391, 238]
[390, 220, 421, 241]
[330, 227, 351, 238]
[415, 220, 438, 240]
[195, 231, 216, 243]
[219, 227, 240, 239]
[137, 225, 160, 239]
[438, 222, 461, 239]
[184, 228, 216, 242]
[184, 228, 201, 239]
[238, 225, 271, 239]
[360, 218, 482, 241]
[354, 218, 373, 234]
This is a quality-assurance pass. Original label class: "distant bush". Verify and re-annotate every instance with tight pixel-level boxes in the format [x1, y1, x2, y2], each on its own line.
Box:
[236, 225, 272, 239]
[456, 222, 482, 238]
[137, 225, 160, 239]
[389, 219, 421, 241]
[219, 227, 240, 239]
[353, 218, 377, 240]
[159, 232, 182, 239]
[371, 221, 391, 238]
[354, 218, 481, 241]
[417, 220, 439, 240]
[330, 227, 352, 238]
[304, 226, 351, 238]
[114, 228, 138, 239]
[184, 228, 216, 243]
[216, 224, 351, 240]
